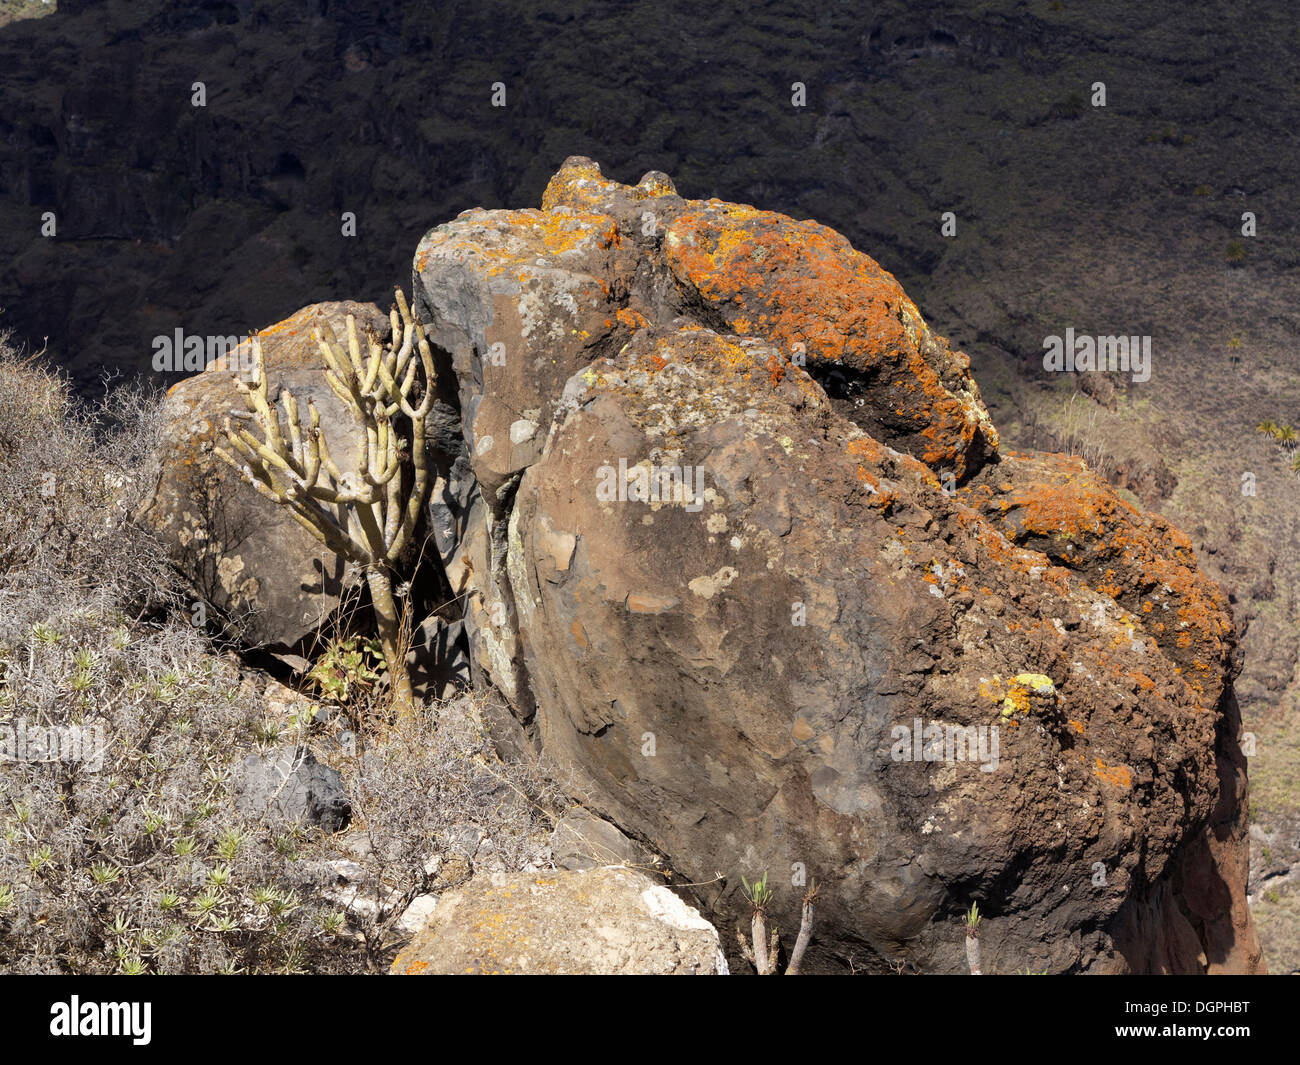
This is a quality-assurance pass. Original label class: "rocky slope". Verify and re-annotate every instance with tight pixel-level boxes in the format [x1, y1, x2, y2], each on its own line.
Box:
[4, 0, 1295, 968]
[144, 158, 1264, 972]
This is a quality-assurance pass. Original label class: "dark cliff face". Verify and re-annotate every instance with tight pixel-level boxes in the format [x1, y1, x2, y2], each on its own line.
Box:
[6, 1, 1296, 390]
[2, 0, 1298, 967]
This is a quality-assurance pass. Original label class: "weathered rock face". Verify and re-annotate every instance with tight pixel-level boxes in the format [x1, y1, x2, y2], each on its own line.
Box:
[140, 301, 387, 647]
[414, 158, 1263, 973]
[391, 866, 726, 975]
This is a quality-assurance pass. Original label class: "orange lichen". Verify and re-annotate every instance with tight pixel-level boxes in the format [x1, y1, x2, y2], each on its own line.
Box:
[963, 455, 1234, 715]
[766, 353, 786, 388]
[663, 205, 997, 475]
[615, 307, 649, 332]
[1094, 759, 1133, 788]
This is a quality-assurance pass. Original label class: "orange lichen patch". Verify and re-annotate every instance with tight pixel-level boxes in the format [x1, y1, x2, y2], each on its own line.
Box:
[615, 307, 649, 331]
[663, 205, 997, 475]
[846, 437, 881, 459]
[1094, 759, 1133, 789]
[1001, 685, 1031, 716]
[1067, 719, 1086, 735]
[996, 477, 1130, 541]
[853, 465, 894, 509]
[967, 455, 1234, 707]
[766, 353, 785, 388]
[1040, 565, 1073, 597]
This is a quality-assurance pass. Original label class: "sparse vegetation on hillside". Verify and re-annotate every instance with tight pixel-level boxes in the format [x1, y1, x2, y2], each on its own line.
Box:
[0, 336, 558, 973]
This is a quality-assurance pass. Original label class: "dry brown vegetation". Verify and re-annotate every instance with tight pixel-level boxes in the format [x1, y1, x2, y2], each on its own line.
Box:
[0, 335, 559, 973]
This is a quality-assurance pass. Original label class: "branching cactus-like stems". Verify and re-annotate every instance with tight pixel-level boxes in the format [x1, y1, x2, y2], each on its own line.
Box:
[209, 289, 436, 713]
[785, 881, 819, 975]
[736, 873, 818, 975]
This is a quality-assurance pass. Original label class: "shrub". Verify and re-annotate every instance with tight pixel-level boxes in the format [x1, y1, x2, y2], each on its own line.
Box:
[0, 337, 345, 973]
[330, 691, 561, 971]
[0, 336, 560, 973]
[210, 289, 437, 712]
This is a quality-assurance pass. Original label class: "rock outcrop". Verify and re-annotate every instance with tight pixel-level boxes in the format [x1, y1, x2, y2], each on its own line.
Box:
[140, 301, 389, 647]
[411, 158, 1263, 974]
[391, 866, 727, 975]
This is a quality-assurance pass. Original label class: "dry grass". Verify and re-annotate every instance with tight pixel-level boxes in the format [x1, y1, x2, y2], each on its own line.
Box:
[0, 335, 561, 973]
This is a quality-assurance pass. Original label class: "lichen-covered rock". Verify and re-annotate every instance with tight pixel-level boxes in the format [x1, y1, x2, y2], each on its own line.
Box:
[391, 867, 726, 975]
[139, 301, 387, 647]
[409, 157, 1261, 973]
[413, 205, 638, 505]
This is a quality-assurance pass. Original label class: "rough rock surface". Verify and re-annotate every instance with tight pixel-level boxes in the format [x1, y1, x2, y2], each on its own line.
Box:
[413, 158, 1263, 974]
[139, 301, 387, 647]
[550, 806, 650, 872]
[391, 866, 726, 975]
[234, 746, 351, 832]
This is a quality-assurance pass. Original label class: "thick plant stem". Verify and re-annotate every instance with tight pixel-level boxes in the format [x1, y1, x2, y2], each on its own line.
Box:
[751, 912, 773, 975]
[786, 897, 815, 975]
[365, 565, 412, 713]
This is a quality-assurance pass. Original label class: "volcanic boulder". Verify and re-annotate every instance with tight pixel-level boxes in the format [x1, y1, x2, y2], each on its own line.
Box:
[140, 301, 389, 647]
[415, 157, 1261, 973]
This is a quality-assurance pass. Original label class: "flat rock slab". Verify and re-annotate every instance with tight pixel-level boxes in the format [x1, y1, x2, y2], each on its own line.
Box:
[391, 867, 726, 975]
